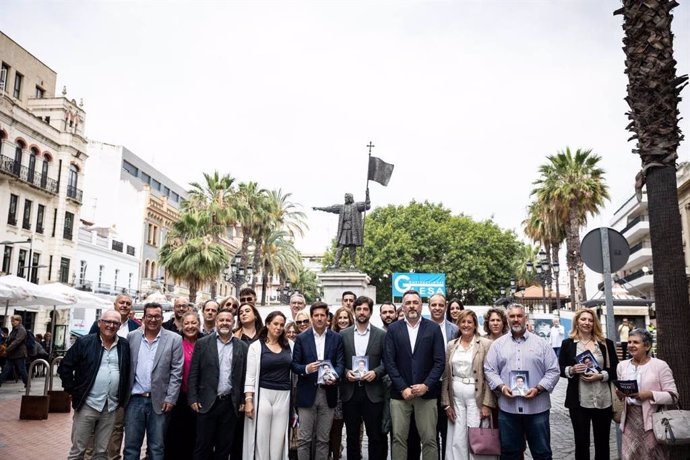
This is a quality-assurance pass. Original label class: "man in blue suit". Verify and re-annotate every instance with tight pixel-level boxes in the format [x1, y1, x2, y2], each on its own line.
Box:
[291, 301, 345, 460]
[384, 290, 445, 460]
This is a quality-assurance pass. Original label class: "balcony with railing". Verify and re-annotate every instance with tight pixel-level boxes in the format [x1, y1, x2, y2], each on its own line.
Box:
[0, 154, 59, 194]
[66, 185, 83, 203]
[627, 241, 653, 267]
[620, 215, 649, 244]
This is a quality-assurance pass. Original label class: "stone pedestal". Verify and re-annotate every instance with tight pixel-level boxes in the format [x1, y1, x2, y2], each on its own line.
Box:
[318, 270, 377, 305]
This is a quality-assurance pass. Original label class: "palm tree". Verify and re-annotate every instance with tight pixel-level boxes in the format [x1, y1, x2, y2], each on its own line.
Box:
[291, 267, 321, 303]
[257, 229, 302, 305]
[159, 210, 230, 303]
[616, 0, 690, 442]
[235, 182, 269, 276]
[531, 148, 609, 307]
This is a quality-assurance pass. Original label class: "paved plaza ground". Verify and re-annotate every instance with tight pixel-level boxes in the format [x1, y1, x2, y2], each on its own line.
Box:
[0, 374, 618, 459]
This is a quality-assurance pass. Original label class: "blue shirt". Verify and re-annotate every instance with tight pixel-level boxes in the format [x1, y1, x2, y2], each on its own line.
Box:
[216, 336, 234, 396]
[85, 336, 120, 412]
[484, 330, 560, 415]
[132, 330, 161, 395]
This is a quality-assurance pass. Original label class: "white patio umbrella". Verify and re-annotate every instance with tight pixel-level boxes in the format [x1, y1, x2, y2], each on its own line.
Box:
[40, 283, 112, 309]
[0, 275, 73, 327]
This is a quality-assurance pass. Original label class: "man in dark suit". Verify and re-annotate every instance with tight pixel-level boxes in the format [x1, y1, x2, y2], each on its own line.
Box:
[341, 296, 386, 460]
[384, 290, 445, 460]
[188, 308, 248, 460]
[291, 301, 345, 460]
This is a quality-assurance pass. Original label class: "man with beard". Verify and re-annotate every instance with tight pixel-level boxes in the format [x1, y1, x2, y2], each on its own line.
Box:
[384, 290, 445, 460]
[484, 304, 560, 460]
[163, 297, 191, 334]
[340, 296, 386, 460]
[188, 309, 248, 459]
[379, 302, 396, 330]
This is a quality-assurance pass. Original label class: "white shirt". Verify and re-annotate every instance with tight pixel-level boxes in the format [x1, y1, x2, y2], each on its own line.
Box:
[313, 327, 327, 360]
[435, 320, 448, 344]
[549, 325, 565, 348]
[405, 318, 421, 352]
[354, 324, 370, 357]
[117, 320, 131, 339]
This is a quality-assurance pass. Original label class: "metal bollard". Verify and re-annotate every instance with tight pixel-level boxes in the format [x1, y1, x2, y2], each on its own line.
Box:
[19, 359, 51, 420]
[48, 356, 71, 413]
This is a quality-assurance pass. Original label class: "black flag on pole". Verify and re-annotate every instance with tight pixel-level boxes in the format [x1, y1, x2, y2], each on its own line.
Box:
[368, 156, 395, 186]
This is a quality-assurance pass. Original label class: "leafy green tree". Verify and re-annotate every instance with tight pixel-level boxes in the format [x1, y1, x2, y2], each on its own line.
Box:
[291, 268, 321, 303]
[159, 210, 230, 303]
[531, 148, 609, 307]
[323, 201, 525, 304]
[257, 229, 301, 305]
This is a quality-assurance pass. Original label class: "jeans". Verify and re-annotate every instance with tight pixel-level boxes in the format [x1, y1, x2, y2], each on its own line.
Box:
[123, 395, 169, 460]
[0, 357, 28, 385]
[498, 409, 551, 460]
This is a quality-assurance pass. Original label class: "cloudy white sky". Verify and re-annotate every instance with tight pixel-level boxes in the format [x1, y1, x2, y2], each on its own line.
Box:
[2, 0, 689, 294]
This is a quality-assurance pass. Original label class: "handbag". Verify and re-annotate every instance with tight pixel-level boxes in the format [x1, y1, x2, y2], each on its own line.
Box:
[468, 416, 501, 456]
[611, 389, 624, 423]
[652, 404, 690, 445]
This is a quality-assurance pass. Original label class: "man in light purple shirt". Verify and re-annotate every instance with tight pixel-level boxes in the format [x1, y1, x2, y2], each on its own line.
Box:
[484, 303, 560, 460]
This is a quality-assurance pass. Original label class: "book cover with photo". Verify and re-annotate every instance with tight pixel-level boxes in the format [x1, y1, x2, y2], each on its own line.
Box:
[576, 350, 602, 374]
[509, 370, 530, 397]
[352, 356, 369, 380]
[317, 359, 338, 384]
[613, 379, 639, 395]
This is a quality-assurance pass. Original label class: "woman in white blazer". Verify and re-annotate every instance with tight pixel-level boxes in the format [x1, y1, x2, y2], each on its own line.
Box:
[243, 311, 294, 460]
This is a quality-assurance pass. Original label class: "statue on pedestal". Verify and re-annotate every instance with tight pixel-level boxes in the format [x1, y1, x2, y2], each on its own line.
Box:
[313, 190, 371, 270]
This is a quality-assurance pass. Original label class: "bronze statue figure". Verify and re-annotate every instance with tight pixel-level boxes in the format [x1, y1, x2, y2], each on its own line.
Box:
[313, 191, 371, 269]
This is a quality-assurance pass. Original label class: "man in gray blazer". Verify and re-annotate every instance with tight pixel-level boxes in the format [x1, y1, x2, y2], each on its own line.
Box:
[188, 308, 248, 460]
[123, 303, 183, 460]
[341, 296, 387, 460]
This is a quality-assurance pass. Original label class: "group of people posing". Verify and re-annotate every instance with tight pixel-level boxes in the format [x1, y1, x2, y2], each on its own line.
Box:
[53, 287, 678, 460]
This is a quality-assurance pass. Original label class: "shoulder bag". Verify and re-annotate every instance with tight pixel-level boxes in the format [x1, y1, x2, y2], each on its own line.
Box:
[652, 403, 690, 445]
[603, 341, 624, 423]
[469, 416, 501, 456]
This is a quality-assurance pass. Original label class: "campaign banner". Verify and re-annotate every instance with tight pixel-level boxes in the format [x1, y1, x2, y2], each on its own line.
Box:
[392, 272, 446, 298]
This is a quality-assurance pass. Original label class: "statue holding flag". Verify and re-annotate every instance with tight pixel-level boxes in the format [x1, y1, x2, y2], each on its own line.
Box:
[313, 144, 394, 270]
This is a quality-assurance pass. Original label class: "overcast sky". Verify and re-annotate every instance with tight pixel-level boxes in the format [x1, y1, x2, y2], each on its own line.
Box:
[2, 0, 689, 296]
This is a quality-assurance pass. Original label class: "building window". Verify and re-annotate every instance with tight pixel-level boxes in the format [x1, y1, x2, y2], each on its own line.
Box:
[59, 257, 70, 283]
[151, 178, 161, 191]
[128, 272, 133, 291]
[41, 159, 49, 188]
[79, 260, 87, 285]
[30, 253, 40, 283]
[126, 245, 135, 256]
[2, 246, 12, 274]
[36, 204, 45, 234]
[51, 208, 57, 237]
[140, 171, 151, 185]
[114, 269, 119, 290]
[13, 72, 22, 99]
[13, 145, 22, 175]
[35, 86, 45, 98]
[112, 240, 123, 252]
[8, 194, 18, 226]
[122, 160, 138, 177]
[98, 265, 104, 288]
[22, 199, 32, 230]
[28, 152, 36, 183]
[162, 186, 170, 197]
[67, 164, 79, 199]
[17, 249, 27, 278]
[0, 62, 8, 92]
[171, 191, 179, 202]
[147, 224, 158, 246]
[63, 211, 74, 240]
[151, 261, 157, 280]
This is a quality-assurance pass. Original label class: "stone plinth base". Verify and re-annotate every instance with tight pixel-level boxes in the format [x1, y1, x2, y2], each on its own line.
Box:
[318, 270, 377, 305]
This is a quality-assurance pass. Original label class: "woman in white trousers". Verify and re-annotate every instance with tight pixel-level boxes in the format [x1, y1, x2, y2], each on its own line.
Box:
[243, 311, 294, 460]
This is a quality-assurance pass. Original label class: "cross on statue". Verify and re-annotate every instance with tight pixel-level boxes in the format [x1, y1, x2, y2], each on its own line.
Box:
[367, 141, 375, 154]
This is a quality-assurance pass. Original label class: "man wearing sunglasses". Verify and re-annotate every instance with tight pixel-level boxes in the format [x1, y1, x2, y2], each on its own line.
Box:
[87, 294, 140, 460]
[238, 287, 257, 307]
[59, 310, 132, 459]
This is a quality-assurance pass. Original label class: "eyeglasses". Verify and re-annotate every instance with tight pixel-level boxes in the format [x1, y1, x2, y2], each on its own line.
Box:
[240, 297, 254, 302]
[296, 320, 309, 325]
[145, 315, 163, 321]
[225, 303, 238, 308]
[100, 320, 122, 328]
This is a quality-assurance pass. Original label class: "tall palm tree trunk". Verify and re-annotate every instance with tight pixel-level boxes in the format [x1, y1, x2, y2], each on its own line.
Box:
[617, 2, 690, 457]
[565, 214, 580, 308]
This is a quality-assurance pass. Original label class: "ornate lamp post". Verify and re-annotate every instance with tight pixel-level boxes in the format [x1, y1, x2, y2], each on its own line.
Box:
[223, 254, 252, 296]
[496, 278, 517, 307]
[281, 281, 292, 304]
[526, 249, 560, 312]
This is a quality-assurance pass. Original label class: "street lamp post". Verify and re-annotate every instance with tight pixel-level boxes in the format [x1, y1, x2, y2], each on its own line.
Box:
[223, 254, 252, 296]
[497, 278, 517, 307]
[281, 281, 292, 304]
[526, 249, 560, 312]
[1, 237, 33, 282]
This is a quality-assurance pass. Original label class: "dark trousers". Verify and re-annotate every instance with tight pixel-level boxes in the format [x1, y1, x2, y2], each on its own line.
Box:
[342, 386, 385, 460]
[194, 397, 239, 460]
[0, 357, 28, 384]
[498, 409, 551, 460]
[436, 399, 448, 460]
[165, 392, 196, 460]
[569, 406, 612, 460]
[620, 342, 628, 359]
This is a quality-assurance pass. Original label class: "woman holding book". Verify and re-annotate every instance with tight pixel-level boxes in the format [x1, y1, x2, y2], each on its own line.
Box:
[615, 328, 678, 460]
[559, 308, 619, 460]
[441, 309, 496, 459]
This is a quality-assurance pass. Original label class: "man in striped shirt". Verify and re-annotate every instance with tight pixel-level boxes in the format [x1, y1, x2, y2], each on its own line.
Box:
[484, 303, 560, 460]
